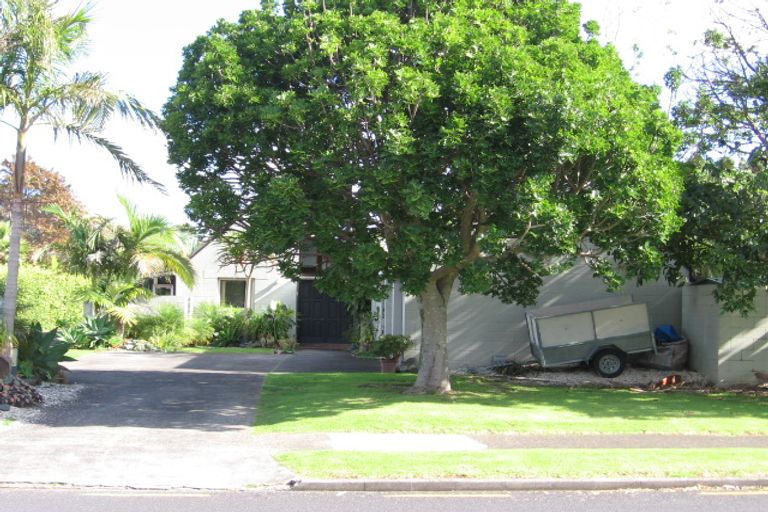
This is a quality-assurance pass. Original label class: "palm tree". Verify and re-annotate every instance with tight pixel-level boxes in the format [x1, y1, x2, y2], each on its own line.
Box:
[43, 204, 120, 279]
[0, 1, 161, 353]
[0, 220, 28, 263]
[49, 198, 195, 333]
[83, 279, 153, 336]
[48, 197, 195, 288]
[115, 196, 195, 287]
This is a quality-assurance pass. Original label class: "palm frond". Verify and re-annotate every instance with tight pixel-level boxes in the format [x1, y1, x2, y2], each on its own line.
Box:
[50, 122, 165, 191]
[114, 195, 195, 286]
[136, 248, 196, 288]
[117, 194, 139, 229]
[52, 72, 160, 131]
[131, 253, 166, 278]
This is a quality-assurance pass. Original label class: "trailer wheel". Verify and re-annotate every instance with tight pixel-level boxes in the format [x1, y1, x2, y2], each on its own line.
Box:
[591, 348, 626, 378]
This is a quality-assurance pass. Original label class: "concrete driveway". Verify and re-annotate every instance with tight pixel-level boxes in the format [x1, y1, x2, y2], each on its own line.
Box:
[0, 350, 376, 489]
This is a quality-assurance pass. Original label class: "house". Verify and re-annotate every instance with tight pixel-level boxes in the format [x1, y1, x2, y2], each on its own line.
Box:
[150, 241, 767, 386]
[148, 241, 353, 345]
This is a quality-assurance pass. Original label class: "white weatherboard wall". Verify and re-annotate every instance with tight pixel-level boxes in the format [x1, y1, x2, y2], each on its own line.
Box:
[683, 284, 768, 386]
[149, 242, 297, 316]
[386, 261, 682, 369]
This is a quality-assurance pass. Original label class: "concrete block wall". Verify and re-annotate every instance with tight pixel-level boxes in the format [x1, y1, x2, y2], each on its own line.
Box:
[681, 285, 720, 382]
[401, 262, 682, 369]
[682, 284, 768, 386]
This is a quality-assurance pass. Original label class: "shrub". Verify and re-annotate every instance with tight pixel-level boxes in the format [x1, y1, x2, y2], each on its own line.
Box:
[186, 316, 215, 346]
[276, 337, 298, 353]
[188, 302, 297, 347]
[127, 304, 185, 341]
[57, 315, 118, 349]
[56, 325, 89, 348]
[0, 265, 90, 330]
[149, 330, 186, 352]
[192, 303, 243, 347]
[239, 309, 265, 344]
[17, 323, 69, 381]
[263, 302, 296, 342]
[211, 312, 244, 347]
[370, 335, 412, 360]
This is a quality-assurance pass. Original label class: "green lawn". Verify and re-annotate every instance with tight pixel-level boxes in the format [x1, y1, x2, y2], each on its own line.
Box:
[277, 448, 768, 479]
[64, 348, 109, 360]
[177, 346, 275, 354]
[65, 346, 275, 359]
[254, 373, 768, 435]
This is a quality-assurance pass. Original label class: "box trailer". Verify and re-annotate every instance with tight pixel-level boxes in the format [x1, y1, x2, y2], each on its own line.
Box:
[526, 296, 655, 377]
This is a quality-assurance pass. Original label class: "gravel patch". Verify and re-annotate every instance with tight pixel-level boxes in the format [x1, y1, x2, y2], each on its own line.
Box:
[0, 382, 84, 426]
[508, 366, 708, 388]
[455, 364, 709, 388]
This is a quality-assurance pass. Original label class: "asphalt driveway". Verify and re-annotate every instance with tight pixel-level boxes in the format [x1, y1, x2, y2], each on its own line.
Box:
[0, 350, 376, 489]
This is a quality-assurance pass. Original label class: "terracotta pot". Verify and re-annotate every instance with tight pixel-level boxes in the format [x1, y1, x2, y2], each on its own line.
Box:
[379, 356, 400, 373]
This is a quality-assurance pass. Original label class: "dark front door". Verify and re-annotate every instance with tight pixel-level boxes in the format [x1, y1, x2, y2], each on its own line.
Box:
[297, 279, 352, 344]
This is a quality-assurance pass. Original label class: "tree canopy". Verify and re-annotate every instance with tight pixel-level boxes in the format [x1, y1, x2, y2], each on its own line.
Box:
[664, 7, 768, 314]
[164, 0, 682, 393]
[0, 158, 83, 253]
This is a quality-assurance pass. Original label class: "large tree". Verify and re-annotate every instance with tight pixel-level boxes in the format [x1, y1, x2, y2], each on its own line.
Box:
[0, 158, 83, 253]
[664, 6, 768, 314]
[0, 0, 160, 353]
[164, 0, 682, 393]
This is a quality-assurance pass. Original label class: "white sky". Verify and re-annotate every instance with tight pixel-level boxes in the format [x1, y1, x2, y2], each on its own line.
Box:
[0, 0, 760, 225]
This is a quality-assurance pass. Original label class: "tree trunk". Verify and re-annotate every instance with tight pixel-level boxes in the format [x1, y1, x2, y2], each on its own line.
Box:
[410, 273, 456, 394]
[2, 129, 27, 366]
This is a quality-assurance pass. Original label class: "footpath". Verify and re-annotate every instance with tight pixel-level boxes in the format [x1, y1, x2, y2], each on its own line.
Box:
[259, 431, 768, 491]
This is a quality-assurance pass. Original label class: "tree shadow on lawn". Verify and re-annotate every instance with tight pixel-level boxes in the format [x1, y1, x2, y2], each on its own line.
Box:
[253, 373, 768, 434]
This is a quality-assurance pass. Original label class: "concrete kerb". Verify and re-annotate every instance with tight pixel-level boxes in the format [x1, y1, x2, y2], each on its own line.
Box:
[288, 477, 768, 492]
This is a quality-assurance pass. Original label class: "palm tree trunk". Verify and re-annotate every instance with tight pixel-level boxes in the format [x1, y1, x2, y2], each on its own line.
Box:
[3, 129, 28, 366]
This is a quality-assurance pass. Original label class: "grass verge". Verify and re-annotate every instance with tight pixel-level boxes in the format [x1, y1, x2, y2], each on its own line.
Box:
[277, 448, 768, 479]
[178, 346, 275, 354]
[254, 373, 768, 435]
[64, 348, 109, 360]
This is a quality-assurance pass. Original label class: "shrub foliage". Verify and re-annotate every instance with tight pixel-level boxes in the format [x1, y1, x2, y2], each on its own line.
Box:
[0, 265, 89, 330]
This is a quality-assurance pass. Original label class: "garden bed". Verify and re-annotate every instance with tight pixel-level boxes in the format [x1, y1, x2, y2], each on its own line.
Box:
[0, 381, 83, 426]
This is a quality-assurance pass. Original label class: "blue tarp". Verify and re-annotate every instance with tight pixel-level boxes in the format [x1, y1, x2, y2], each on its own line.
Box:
[654, 324, 684, 343]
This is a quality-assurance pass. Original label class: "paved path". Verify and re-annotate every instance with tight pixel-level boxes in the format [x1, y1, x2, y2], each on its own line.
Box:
[259, 432, 768, 453]
[0, 350, 376, 489]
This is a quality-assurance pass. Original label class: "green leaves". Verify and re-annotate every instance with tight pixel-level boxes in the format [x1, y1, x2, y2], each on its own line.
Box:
[49, 198, 195, 293]
[165, 0, 681, 306]
[17, 322, 69, 381]
[665, 8, 768, 313]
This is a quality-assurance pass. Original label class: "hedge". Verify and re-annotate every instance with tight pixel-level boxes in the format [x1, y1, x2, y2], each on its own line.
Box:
[0, 264, 90, 330]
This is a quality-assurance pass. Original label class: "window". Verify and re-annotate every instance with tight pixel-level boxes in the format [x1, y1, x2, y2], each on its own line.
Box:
[144, 275, 176, 296]
[300, 248, 330, 276]
[220, 279, 247, 308]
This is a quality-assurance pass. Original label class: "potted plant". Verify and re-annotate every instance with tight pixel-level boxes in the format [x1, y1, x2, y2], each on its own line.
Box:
[370, 335, 412, 373]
